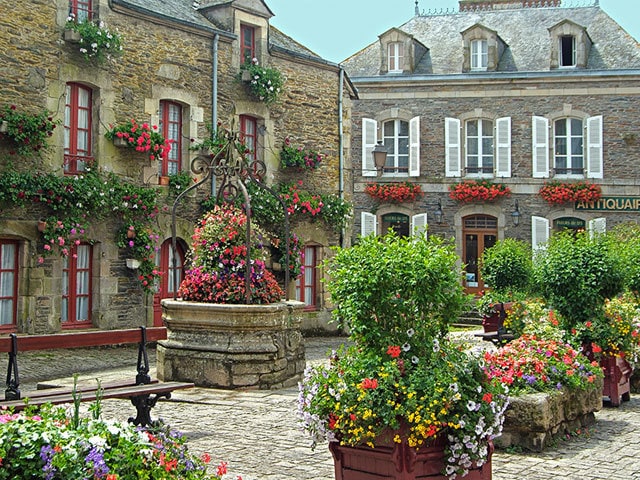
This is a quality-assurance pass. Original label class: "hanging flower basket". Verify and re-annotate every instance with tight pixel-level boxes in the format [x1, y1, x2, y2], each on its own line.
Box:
[113, 136, 129, 148]
[449, 180, 511, 203]
[104, 118, 172, 161]
[365, 181, 424, 203]
[0, 120, 8, 133]
[538, 181, 602, 205]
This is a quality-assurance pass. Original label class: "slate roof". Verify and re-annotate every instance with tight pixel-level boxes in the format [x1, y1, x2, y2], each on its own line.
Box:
[342, 6, 640, 77]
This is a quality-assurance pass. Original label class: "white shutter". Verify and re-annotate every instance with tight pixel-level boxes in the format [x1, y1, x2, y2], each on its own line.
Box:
[588, 217, 606, 236]
[409, 116, 420, 177]
[362, 118, 378, 177]
[445, 117, 461, 177]
[495, 117, 511, 178]
[531, 216, 550, 251]
[532, 116, 550, 178]
[361, 212, 377, 237]
[586, 115, 603, 179]
[411, 213, 428, 237]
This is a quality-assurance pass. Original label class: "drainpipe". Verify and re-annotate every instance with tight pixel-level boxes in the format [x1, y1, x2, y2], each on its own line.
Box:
[211, 33, 219, 196]
[338, 67, 345, 247]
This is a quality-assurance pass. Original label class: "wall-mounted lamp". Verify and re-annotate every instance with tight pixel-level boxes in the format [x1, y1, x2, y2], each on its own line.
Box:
[432, 198, 444, 225]
[511, 200, 521, 227]
[372, 141, 388, 176]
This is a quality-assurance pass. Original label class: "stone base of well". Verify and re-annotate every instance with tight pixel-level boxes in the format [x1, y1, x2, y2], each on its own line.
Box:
[157, 299, 306, 389]
[495, 378, 603, 452]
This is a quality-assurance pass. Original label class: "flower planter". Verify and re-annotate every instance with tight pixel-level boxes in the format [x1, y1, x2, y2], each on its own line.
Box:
[159, 175, 170, 186]
[0, 121, 7, 133]
[481, 302, 513, 333]
[63, 28, 82, 43]
[125, 258, 141, 269]
[241, 69, 251, 82]
[330, 433, 493, 480]
[157, 299, 306, 389]
[600, 355, 632, 407]
[495, 379, 603, 452]
[113, 136, 129, 148]
[37, 220, 47, 232]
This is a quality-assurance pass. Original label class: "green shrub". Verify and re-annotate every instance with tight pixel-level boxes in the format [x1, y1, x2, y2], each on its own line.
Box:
[609, 222, 640, 296]
[480, 238, 532, 293]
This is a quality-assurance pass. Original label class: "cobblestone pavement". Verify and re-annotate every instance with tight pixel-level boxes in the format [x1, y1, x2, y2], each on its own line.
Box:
[7, 333, 640, 480]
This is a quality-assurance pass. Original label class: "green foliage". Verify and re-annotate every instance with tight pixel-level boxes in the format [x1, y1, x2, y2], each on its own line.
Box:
[533, 230, 625, 328]
[168, 170, 192, 196]
[239, 59, 284, 105]
[64, 16, 124, 63]
[280, 137, 323, 170]
[325, 230, 470, 353]
[609, 222, 640, 295]
[480, 238, 532, 293]
[0, 104, 59, 156]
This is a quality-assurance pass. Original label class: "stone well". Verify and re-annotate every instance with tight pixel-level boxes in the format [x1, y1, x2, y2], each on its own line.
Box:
[157, 299, 306, 389]
[495, 378, 603, 452]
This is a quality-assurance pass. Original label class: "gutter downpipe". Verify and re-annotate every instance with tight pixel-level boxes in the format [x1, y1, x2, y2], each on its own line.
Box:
[338, 67, 345, 247]
[211, 33, 219, 196]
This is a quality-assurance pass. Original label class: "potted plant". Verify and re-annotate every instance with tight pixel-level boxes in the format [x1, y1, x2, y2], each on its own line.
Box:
[0, 104, 58, 156]
[298, 231, 508, 480]
[449, 180, 511, 203]
[0, 400, 227, 479]
[168, 170, 192, 196]
[116, 222, 162, 293]
[105, 119, 172, 161]
[64, 14, 124, 63]
[280, 137, 323, 170]
[538, 181, 602, 205]
[238, 58, 284, 105]
[365, 181, 424, 203]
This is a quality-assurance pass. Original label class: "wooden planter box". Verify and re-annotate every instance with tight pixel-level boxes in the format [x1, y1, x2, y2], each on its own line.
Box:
[329, 434, 493, 480]
[601, 355, 632, 407]
[481, 302, 513, 333]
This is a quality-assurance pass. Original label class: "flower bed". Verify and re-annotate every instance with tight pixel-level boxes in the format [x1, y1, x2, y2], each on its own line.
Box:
[365, 181, 424, 203]
[449, 180, 510, 203]
[538, 181, 601, 205]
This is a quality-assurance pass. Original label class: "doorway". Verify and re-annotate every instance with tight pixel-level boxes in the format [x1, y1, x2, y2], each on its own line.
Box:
[462, 215, 497, 295]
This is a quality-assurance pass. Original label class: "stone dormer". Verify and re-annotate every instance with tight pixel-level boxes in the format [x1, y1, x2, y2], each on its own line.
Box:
[548, 19, 592, 69]
[198, 0, 274, 68]
[379, 28, 428, 74]
[461, 23, 506, 72]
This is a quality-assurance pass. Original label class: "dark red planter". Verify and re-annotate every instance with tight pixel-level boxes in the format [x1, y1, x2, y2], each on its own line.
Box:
[329, 435, 493, 480]
[600, 355, 633, 407]
[481, 302, 513, 333]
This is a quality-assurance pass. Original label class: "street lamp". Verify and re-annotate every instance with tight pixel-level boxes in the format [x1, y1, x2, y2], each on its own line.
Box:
[511, 200, 521, 227]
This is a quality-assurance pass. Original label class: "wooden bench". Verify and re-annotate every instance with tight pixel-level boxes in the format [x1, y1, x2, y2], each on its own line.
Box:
[0, 326, 194, 426]
[474, 303, 515, 346]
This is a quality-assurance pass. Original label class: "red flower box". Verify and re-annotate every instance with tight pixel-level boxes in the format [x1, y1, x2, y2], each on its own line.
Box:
[538, 181, 601, 205]
[365, 182, 423, 203]
[449, 181, 511, 203]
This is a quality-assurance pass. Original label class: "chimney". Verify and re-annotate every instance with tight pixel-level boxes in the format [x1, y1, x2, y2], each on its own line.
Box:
[459, 0, 561, 11]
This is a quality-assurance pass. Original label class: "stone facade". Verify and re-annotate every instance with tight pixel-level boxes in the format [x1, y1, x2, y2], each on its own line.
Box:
[0, 0, 353, 334]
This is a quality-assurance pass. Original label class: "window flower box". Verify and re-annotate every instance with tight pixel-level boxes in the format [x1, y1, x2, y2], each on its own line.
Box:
[63, 28, 82, 43]
[449, 180, 511, 203]
[365, 181, 424, 203]
[64, 16, 123, 63]
[239, 58, 284, 105]
[538, 181, 602, 205]
[113, 136, 129, 147]
[105, 119, 172, 161]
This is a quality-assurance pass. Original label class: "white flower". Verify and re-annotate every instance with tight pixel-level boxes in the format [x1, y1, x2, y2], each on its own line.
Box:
[402, 342, 411, 352]
[406, 328, 415, 337]
[411, 356, 419, 364]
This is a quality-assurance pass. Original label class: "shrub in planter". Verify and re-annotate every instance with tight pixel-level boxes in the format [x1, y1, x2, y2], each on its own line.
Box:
[480, 238, 532, 293]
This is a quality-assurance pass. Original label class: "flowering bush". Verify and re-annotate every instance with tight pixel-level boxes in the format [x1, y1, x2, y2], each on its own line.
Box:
[178, 204, 284, 304]
[449, 180, 511, 203]
[0, 104, 58, 156]
[278, 181, 351, 232]
[280, 137, 323, 170]
[240, 58, 284, 105]
[105, 119, 172, 161]
[538, 181, 602, 205]
[64, 15, 123, 63]
[0, 403, 229, 479]
[483, 335, 603, 395]
[365, 182, 424, 203]
[117, 222, 162, 293]
[298, 231, 508, 479]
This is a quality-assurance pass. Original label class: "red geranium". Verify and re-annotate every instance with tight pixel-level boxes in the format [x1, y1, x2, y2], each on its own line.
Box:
[365, 182, 424, 203]
[538, 181, 601, 205]
[448, 180, 511, 203]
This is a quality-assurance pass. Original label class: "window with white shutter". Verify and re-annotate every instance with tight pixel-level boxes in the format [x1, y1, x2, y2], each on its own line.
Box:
[532, 116, 550, 178]
[588, 217, 606, 236]
[362, 118, 377, 177]
[445, 118, 461, 177]
[411, 213, 428, 237]
[361, 212, 377, 237]
[409, 116, 420, 177]
[531, 216, 550, 251]
[495, 117, 511, 178]
[586, 115, 603, 179]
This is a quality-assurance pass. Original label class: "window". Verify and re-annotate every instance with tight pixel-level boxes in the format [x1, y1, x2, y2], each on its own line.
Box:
[466, 119, 493, 175]
[240, 115, 257, 163]
[296, 245, 319, 310]
[64, 83, 93, 174]
[388, 42, 404, 73]
[62, 243, 92, 326]
[559, 35, 576, 67]
[462, 215, 497, 295]
[360, 212, 428, 238]
[153, 239, 184, 327]
[0, 241, 18, 329]
[159, 100, 182, 177]
[70, 0, 92, 21]
[362, 117, 420, 177]
[382, 120, 409, 175]
[240, 25, 255, 64]
[470, 40, 488, 71]
[554, 118, 583, 176]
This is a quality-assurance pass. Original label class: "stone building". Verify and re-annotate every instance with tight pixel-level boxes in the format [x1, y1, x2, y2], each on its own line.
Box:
[0, 0, 353, 334]
[343, 0, 640, 295]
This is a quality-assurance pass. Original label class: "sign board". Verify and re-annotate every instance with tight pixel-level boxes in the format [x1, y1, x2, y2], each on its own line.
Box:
[555, 217, 585, 228]
[575, 196, 640, 212]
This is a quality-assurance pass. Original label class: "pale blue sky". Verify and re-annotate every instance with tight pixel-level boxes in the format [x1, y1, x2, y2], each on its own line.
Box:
[268, 0, 639, 64]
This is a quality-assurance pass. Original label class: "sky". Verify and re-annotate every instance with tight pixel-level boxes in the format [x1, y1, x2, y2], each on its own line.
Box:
[268, 0, 640, 64]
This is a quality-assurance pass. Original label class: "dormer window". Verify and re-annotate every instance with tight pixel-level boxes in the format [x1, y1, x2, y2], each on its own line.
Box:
[388, 42, 404, 73]
[470, 40, 488, 71]
[240, 24, 255, 64]
[559, 35, 576, 67]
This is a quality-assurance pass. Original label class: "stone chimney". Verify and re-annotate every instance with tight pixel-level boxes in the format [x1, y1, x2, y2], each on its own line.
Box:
[459, 0, 561, 11]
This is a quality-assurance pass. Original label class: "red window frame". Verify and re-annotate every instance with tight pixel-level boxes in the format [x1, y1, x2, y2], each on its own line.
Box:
[295, 245, 318, 311]
[240, 25, 255, 64]
[64, 83, 93, 174]
[159, 100, 182, 178]
[70, 0, 92, 21]
[158, 239, 184, 299]
[0, 240, 18, 331]
[62, 243, 92, 328]
[240, 115, 257, 163]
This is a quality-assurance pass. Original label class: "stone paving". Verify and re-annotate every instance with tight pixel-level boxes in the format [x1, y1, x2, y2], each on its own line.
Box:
[7, 333, 640, 480]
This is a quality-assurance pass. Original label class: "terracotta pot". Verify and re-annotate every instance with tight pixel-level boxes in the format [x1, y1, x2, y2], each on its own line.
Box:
[37, 220, 47, 232]
[127, 229, 136, 239]
[159, 175, 170, 186]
